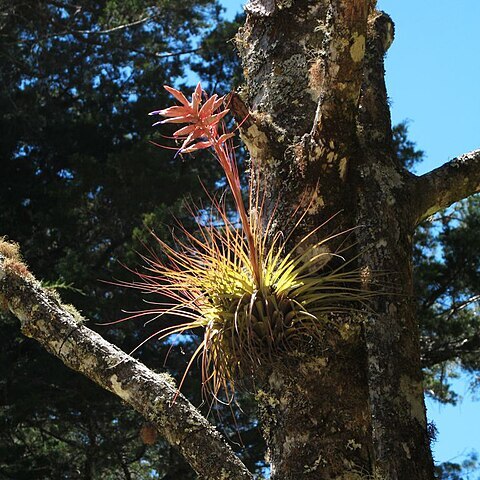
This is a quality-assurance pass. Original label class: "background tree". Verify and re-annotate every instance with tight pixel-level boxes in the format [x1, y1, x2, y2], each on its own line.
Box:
[0, 1, 251, 478]
[1, 1, 480, 479]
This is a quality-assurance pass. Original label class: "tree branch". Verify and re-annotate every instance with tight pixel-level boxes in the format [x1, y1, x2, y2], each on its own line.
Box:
[356, 10, 395, 157]
[412, 149, 480, 224]
[74, 15, 154, 35]
[421, 332, 480, 368]
[0, 250, 252, 480]
[9, 13, 155, 46]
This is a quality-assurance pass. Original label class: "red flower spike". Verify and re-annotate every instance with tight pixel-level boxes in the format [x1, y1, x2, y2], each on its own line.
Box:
[204, 110, 229, 126]
[180, 130, 205, 151]
[157, 106, 191, 117]
[198, 95, 218, 119]
[160, 116, 194, 124]
[212, 96, 225, 111]
[150, 82, 261, 286]
[191, 83, 202, 113]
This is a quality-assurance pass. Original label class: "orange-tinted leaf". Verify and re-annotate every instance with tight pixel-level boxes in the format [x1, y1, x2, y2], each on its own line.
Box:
[218, 133, 235, 144]
[180, 130, 207, 150]
[164, 85, 190, 106]
[213, 96, 226, 111]
[173, 124, 197, 137]
[191, 83, 203, 113]
[160, 116, 193, 124]
[204, 109, 229, 126]
[157, 106, 192, 118]
[181, 140, 212, 153]
[198, 95, 218, 119]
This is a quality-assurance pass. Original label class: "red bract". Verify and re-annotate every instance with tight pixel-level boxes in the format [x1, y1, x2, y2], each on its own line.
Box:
[149, 83, 231, 154]
[150, 83, 262, 287]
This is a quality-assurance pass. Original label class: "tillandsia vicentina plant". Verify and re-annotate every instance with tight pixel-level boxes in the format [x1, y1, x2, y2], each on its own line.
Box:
[126, 83, 374, 401]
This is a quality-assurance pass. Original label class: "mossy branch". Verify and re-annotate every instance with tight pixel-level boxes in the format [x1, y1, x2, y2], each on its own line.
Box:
[0, 242, 253, 480]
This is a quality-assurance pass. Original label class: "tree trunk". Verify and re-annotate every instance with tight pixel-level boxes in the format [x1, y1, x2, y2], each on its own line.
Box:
[3, 1, 480, 479]
[236, 1, 435, 478]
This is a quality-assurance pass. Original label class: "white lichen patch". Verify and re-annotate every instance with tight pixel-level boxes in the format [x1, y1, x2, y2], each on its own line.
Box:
[282, 53, 307, 75]
[30, 303, 41, 315]
[158, 372, 177, 390]
[371, 164, 404, 206]
[346, 439, 362, 451]
[297, 243, 331, 271]
[339, 322, 361, 341]
[276, 0, 293, 9]
[307, 189, 325, 214]
[110, 374, 131, 401]
[399, 375, 427, 426]
[304, 453, 326, 473]
[306, 87, 321, 102]
[337, 469, 387, 480]
[314, 18, 326, 34]
[256, 389, 280, 409]
[326, 150, 338, 164]
[376, 238, 387, 249]
[336, 473, 369, 480]
[48, 338, 64, 354]
[349, 33, 365, 63]
[284, 431, 309, 456]
[299, 356, 327, 376]
[312, 144, 326, 161]
[268, 370, 285, 390]
[402, 442, 412, 459]
[244, 123, 275, 165]
[329, 62, 340, 78]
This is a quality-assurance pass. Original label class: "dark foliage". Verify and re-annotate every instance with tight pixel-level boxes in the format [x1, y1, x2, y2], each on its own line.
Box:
[0, 1, 246, 478]
[1, 1, 478, 476]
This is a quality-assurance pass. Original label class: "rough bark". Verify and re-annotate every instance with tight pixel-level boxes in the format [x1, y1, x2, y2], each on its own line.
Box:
[3, 1, 480, 479]
[236, 0, 375, 247]
[0, 254, 252, 480]
[235, 1, 440, 479]
[256, 325, 373, 479]
[354, 10, 435, 480]
[411, 149, 480, 224]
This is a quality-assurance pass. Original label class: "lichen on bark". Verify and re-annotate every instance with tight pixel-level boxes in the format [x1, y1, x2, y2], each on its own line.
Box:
[2, 1, 480, 478]
[235, 0, 438, 478]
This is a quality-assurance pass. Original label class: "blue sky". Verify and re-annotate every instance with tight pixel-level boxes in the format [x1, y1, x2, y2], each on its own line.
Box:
[218, 0, 480, 469]
[380, 0, 480, 175]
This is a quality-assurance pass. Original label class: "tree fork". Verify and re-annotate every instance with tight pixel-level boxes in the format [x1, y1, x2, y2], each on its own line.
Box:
[237, 1, 436, 478]
[3, 1, 480, 478]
